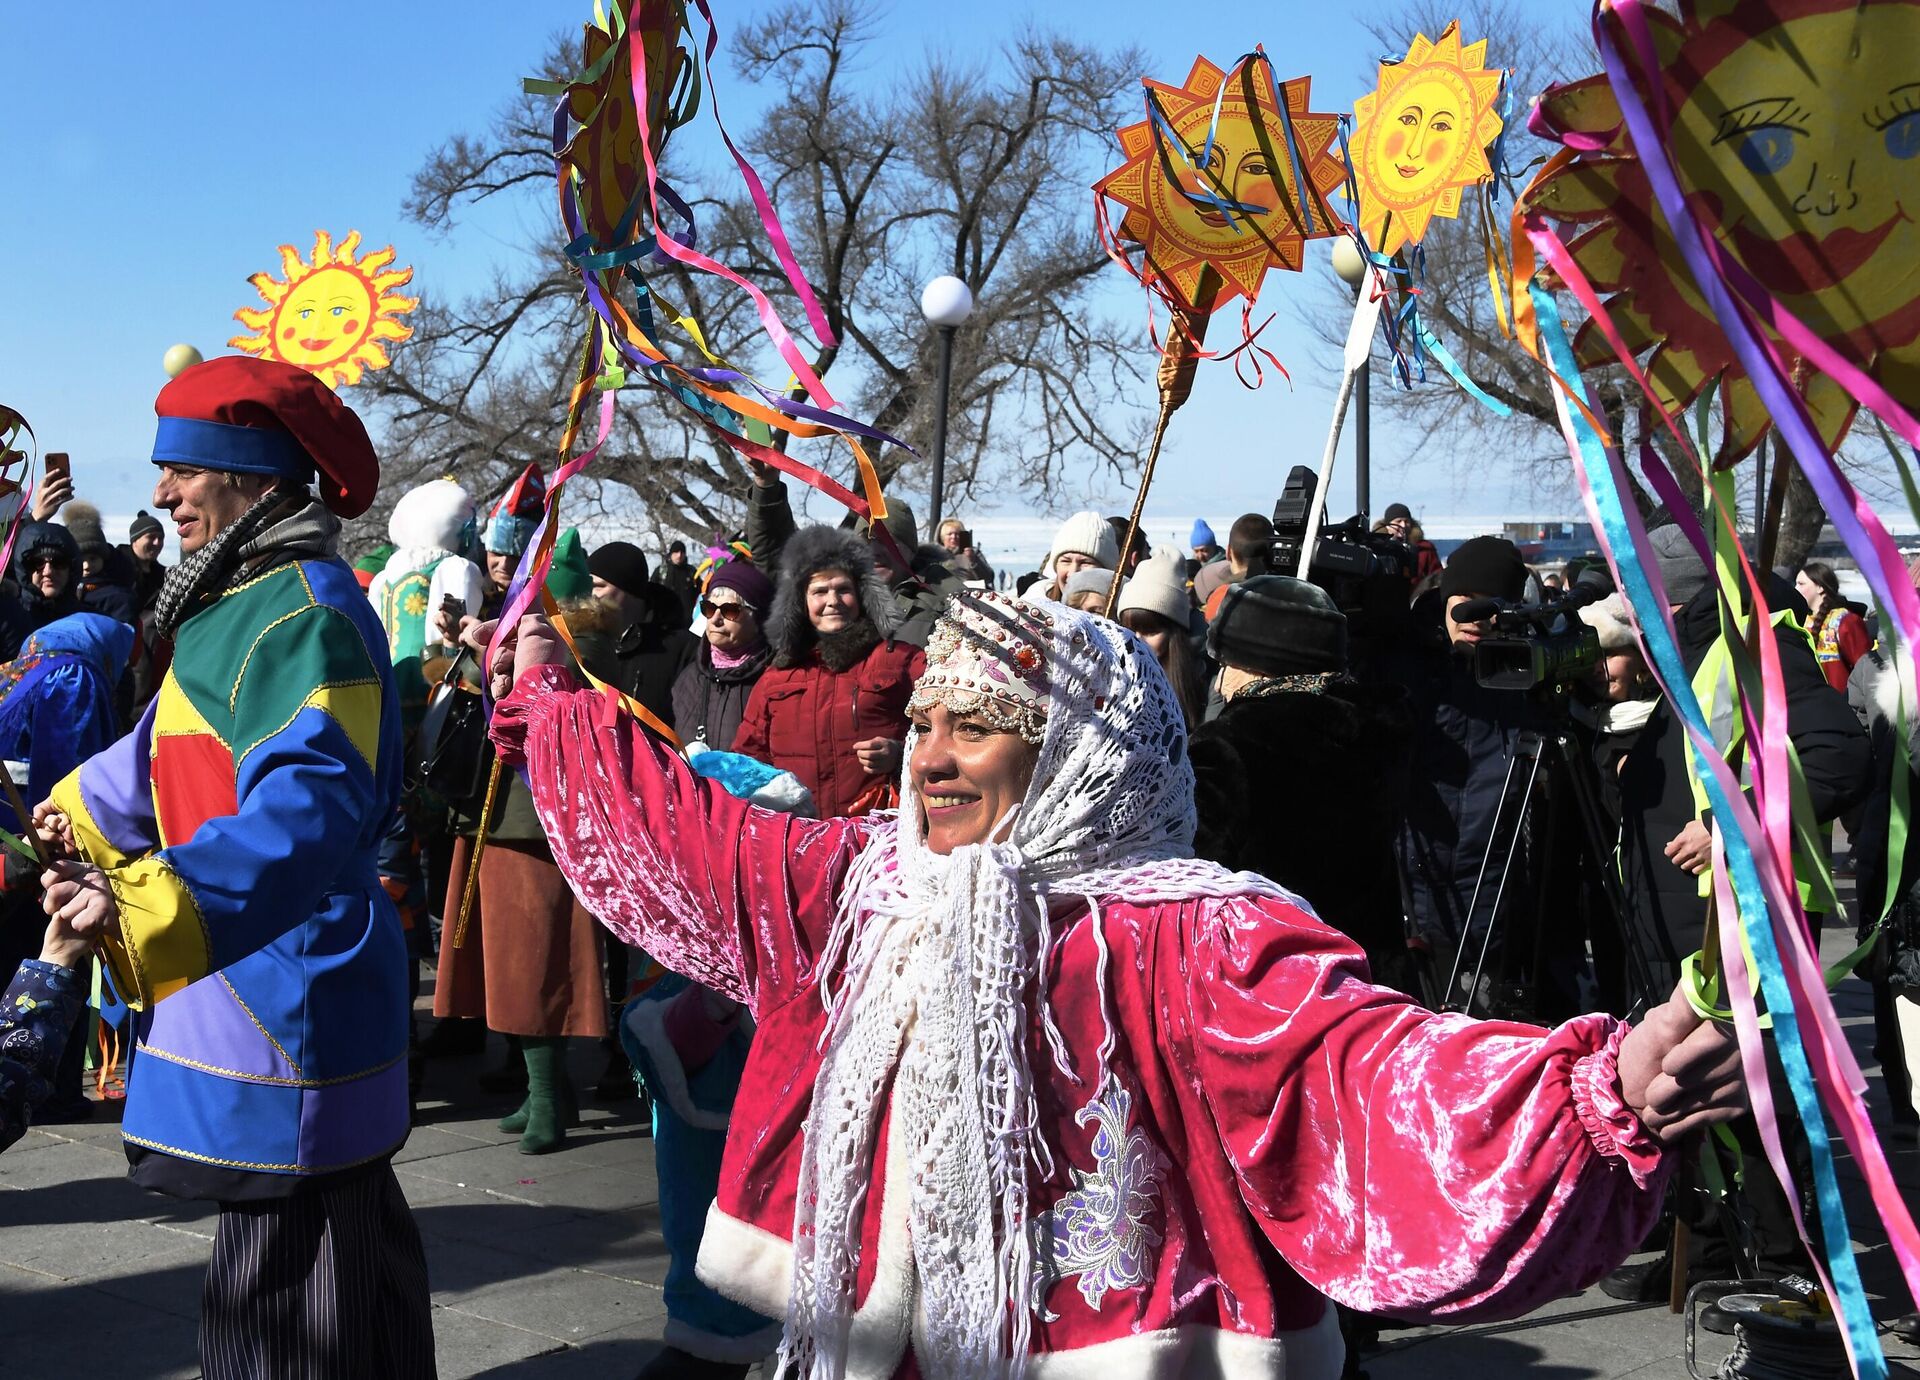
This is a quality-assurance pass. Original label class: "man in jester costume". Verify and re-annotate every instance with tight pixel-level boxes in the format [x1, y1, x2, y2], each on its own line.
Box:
[36, 357, 435, 1379]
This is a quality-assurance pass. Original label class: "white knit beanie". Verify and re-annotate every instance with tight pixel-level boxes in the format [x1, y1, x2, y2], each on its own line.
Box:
[1046, 510, 1120, 572]
[1116, 552, 1197, 628]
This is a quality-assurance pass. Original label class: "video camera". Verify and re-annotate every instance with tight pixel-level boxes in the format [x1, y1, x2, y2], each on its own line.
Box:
[1270, 465, 1414, 643]
[1450, 566, 1612, 692]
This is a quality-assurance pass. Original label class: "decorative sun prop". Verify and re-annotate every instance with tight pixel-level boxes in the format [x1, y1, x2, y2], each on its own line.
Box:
[1095, 54, 1346, 314]
[559, 1, 691, 252]
[1522, 0, 1920, 461]
[229, 230, 419, 389]
[1350, 21, 1504, 259]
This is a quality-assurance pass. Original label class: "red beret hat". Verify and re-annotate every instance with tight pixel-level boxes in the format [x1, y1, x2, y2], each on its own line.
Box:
[152, 356, 379, 518]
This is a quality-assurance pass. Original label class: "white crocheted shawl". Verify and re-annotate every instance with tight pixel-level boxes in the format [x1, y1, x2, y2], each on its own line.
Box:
[777, 595, 1289, 1380]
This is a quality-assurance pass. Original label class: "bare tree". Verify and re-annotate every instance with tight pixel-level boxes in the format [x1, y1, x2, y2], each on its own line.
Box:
[349, 4, 1151, 552]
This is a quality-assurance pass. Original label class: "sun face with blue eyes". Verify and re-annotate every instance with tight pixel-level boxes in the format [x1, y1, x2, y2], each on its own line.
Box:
[1523, 0, 1920, 462]
[230, 229, 419, 389]
[1669, 4, 1920, 337]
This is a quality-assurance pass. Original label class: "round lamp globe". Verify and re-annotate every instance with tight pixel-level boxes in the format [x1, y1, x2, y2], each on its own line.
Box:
[920, 276, 975, 328]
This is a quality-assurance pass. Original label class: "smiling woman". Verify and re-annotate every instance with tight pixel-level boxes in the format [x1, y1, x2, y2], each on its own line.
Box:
[487, 587, 1746, 1379]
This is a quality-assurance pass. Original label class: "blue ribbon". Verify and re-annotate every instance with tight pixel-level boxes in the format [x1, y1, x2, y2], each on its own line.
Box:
[1416, 323, 1509, 416]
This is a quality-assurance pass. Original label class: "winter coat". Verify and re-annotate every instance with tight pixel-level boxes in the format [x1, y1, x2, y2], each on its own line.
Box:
[492, 665, 1673, 1380]
[1618, 584, 1871, 987]
[733, 637, 922, 819]
[733, 525, 924, 818]
[671, 640, 771, 751]
[76, 545, 140, 627]
[1810, 605, 1870, 694]
[946, 547, 995, 587]
[1391, 594, 1544, 950]
[1191, 679, 1417, 992]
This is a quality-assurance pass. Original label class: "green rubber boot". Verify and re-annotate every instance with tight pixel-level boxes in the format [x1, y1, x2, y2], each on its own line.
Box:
[517, 1037, 567, 1155]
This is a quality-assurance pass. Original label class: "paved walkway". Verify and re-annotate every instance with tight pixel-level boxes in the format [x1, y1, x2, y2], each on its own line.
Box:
[3, 929, 1918, 1377]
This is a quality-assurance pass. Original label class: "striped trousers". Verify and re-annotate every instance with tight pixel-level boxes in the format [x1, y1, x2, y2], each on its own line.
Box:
[200, 1163, 436, 1380]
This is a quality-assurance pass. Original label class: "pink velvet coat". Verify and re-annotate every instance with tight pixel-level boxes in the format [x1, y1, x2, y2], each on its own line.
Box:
[494, 667, 1669, 1380]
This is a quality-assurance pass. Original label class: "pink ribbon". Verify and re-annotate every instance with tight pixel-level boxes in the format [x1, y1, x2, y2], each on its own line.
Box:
[625, 1, 840, 411]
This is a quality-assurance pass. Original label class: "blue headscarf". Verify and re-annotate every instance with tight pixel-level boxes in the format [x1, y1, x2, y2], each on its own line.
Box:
[0, 612, 134, 829]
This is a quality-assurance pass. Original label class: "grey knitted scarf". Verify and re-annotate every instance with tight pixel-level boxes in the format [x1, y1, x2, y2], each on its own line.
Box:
[153, 489, 340, 640]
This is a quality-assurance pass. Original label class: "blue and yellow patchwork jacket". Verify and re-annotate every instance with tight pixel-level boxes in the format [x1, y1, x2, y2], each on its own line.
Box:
[52, 557, 409, 1179]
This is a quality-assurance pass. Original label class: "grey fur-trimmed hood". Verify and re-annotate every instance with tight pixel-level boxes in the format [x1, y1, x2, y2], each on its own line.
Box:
[766, 524, 896, 661]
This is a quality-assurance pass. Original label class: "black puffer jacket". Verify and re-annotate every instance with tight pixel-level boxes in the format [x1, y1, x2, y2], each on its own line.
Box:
[670, 641, 772, 752]
[1618, 583, 1871, 986]
[1192, 679, 1418, 993]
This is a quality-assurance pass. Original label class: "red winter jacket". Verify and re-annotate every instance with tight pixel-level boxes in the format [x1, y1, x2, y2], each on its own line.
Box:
[732, 636, 925, 819]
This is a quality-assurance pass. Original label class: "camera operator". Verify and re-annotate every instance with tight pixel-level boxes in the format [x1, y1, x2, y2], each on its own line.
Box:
[1392, 536, 1545, 1004]
[1190, 577, 1418, 995]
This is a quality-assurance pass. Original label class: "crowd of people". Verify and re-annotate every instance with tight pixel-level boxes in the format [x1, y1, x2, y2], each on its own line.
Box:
[1, 355, 1910, 1379]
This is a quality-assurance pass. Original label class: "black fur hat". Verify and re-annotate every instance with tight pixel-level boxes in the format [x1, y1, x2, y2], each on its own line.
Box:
[766, 525, 896, 661]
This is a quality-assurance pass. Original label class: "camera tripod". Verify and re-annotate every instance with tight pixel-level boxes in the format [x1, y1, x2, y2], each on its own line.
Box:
[1437, 723, 1661, 1022]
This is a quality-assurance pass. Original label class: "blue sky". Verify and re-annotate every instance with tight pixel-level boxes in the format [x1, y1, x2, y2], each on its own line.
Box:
[0, 1, 1583, 545]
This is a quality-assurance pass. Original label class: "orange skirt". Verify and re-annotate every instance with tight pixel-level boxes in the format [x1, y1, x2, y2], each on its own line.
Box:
[433, 836, 607, 1039]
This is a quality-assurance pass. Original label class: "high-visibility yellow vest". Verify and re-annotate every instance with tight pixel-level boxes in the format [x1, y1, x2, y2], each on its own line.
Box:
[1683, 608, 1840, 915]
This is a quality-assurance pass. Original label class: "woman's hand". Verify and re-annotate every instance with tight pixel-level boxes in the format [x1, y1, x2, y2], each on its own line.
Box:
[1617, 982, 1745, 1145]
[39, 911, 93, 971]
[31, 472, 72, 521]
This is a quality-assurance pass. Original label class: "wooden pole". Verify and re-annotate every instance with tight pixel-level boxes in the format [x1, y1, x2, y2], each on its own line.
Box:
[1103, 287, 1212, 620]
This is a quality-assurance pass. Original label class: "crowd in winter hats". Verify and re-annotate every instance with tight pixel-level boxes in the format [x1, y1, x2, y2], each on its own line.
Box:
[484, 463, 547, 556]
[151, 356, 379, 517]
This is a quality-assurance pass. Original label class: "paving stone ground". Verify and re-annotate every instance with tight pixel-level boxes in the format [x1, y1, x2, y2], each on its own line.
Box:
[2, 932, 1917, 1378]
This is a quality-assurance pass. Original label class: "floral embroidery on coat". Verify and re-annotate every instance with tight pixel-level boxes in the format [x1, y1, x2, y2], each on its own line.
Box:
[1027, 1076, 1168, 1320]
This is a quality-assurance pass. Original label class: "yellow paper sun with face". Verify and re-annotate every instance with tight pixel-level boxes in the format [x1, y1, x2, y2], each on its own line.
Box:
[230, 230, 419, 389]
[1350, 22, 1504, 259]
[1522, 0, 1920, 460]
[1096, 55, 1346, 314]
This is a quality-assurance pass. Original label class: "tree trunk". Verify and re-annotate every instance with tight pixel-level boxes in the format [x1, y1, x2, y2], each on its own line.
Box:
[1772, 461, 1827, 574]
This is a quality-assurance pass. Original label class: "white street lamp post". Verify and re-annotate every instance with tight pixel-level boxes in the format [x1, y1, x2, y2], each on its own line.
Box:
[919, 275, 974, 530]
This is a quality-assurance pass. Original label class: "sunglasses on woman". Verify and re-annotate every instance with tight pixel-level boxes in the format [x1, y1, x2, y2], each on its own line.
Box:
[699, 599, 751, 622]
[26, 553, 69, 571]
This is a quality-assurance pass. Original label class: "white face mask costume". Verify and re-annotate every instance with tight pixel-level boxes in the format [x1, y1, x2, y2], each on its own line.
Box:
[782, 591, 1288, 1379]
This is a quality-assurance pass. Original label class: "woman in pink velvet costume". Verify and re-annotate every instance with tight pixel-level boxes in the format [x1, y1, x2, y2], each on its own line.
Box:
[482, 591, 1743, 1380]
